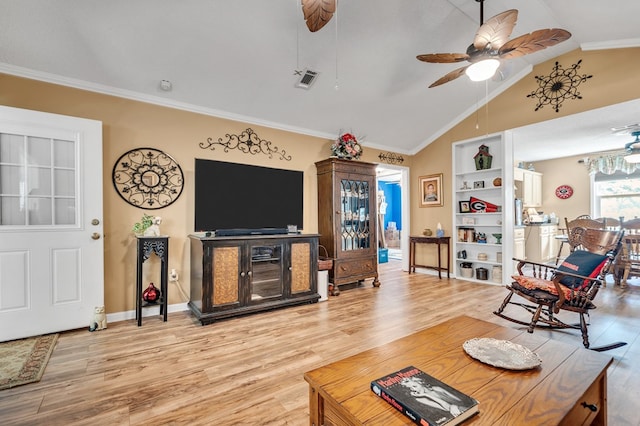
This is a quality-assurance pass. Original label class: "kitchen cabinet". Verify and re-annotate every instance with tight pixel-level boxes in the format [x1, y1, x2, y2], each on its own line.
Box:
[514, 227, 525, 261]
[514, 168, 542, 208]
[525, 224, 558, 263]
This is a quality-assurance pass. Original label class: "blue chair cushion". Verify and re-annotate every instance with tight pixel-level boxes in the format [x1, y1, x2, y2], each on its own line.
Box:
[557, 250, 608, 289]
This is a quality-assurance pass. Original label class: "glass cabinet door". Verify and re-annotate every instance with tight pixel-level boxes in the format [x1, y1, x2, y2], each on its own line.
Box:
[339, 178, 371, 252]
[250, 243, 283, 301]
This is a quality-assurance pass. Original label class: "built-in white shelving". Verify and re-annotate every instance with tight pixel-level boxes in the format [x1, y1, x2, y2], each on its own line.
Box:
[452, 133, 514, 285]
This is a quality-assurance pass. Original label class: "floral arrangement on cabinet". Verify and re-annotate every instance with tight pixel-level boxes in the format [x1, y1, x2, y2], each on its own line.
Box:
[331, 132, 362, 160]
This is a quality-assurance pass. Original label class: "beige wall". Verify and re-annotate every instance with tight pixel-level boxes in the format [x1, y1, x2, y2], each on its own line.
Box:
[1, 46, 639, 313]
[0, 73, 407, 314]
[533, 155, 592, 225]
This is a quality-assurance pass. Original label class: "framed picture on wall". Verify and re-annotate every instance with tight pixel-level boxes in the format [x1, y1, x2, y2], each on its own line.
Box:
[419, 173, 443, 207]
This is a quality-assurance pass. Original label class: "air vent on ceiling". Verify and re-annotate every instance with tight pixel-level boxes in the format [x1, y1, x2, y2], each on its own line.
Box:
[295, 69, 319, 89]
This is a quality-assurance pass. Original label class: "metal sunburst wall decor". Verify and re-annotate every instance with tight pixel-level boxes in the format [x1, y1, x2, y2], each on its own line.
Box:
[378, 152, 405, 164]
[199, 128, 291, 161]
[527, 60, 592, 112]
[112, 148, 184, 209]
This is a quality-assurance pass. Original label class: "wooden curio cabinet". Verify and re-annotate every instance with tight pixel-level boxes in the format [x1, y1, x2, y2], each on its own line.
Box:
[316, 158, 380, 294]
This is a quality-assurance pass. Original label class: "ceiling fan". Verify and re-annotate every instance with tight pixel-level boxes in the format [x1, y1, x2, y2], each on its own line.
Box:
[417, 0, 571, 88]
[301, 0, 336, 33]
[624, 131, 640, 163]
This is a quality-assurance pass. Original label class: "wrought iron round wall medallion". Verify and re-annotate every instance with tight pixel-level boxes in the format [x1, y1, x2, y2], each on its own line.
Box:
[555, 185, 573, 199]
[112, 148, 184, 209]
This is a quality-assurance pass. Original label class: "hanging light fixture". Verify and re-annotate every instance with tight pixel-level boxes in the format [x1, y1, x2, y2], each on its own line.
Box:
[465, 59, 500, 82]
[624, 131, 640, 163]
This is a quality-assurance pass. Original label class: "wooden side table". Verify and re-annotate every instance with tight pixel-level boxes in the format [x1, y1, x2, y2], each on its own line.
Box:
[409, 235, 450, 278]
[136, 236, 169, 326]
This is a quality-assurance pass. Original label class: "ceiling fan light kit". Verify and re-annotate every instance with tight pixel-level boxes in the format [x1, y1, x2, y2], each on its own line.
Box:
[624, 131, 640, 163]
[417, 1, 571, 87]
[465, 59, 501, 82]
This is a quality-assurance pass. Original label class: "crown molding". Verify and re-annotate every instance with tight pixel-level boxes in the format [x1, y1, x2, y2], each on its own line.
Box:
[581, 38, 640, 51]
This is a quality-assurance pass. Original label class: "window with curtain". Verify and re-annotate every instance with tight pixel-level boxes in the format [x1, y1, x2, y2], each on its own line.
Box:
[593, 170, 640, 220]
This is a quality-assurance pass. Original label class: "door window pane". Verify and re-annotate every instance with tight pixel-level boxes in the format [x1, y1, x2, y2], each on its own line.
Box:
[27, 137, 51, 166]
[0, 133, 24, 163]
[54, 169, 75, 197]
[1, 165, 23, 194]
[0, 196, 26, 225]
[53, 139, 75, 168]
[28, 167, 52, 196]
[55, 199, 75, 225]
[0, 133, 77, 227]
[28, 198, 52, 225]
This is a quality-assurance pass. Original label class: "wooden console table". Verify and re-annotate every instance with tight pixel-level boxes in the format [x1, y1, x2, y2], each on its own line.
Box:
[188, 233, 320, 325]
[409, 235, 450, 278]
[305, 315, 612, 425]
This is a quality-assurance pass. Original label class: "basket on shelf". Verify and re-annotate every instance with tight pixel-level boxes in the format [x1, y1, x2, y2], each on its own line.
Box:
[318, 245, 334, 271]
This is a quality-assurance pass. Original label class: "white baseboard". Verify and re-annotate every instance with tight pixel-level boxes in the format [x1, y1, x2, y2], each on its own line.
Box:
[105, 302, 190, 324]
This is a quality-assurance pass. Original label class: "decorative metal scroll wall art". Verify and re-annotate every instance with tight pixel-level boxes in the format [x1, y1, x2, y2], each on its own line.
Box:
[378, 152, 405, 164]
[112, 148, 184, 209]
[527, 60, 592, 112]
[200, 128, 291, 161]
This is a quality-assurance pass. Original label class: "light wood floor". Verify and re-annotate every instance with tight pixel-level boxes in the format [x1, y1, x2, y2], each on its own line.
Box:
[1, 260, 639, 425]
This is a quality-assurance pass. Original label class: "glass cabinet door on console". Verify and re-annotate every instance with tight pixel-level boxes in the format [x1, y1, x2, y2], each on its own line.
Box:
[316, 158, 380, 294]
[249, 242, 283, 302]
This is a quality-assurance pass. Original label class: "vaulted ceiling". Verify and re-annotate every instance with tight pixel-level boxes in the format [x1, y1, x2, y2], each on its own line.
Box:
[1, 1, 639, 157]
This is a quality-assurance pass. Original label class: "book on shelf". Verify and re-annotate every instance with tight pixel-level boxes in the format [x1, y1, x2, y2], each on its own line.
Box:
[370, 365, 479, 426]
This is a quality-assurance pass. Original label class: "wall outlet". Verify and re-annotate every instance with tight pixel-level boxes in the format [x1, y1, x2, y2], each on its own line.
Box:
[169, 269, 179, 282]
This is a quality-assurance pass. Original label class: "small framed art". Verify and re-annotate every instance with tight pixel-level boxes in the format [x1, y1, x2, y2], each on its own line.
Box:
[419, 173, 443, 207]
[459, 201, 471, 213]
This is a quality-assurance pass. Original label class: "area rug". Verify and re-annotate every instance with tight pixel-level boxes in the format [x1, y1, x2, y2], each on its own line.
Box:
[0, 333, 58, 390]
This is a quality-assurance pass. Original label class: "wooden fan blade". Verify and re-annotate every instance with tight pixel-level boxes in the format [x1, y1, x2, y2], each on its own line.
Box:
[474, 9, 518, 51]
[498, 28, 572, 59]
[301, 0, 336, 32]
[417, 53, 469, 63]
[429, 66, 469, 88]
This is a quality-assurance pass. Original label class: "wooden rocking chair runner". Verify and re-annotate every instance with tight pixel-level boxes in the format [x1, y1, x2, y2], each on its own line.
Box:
[494, 227, 626, 352]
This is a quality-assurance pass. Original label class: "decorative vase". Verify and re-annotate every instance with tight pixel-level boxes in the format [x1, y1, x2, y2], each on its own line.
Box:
[143, 282, 161, 303]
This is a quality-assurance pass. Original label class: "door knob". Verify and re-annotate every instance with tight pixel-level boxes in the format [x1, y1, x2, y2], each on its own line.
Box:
[91, 232, 101, 240]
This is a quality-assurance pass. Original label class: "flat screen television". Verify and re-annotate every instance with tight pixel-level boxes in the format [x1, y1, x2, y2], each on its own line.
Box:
[194, 158, 304, 233]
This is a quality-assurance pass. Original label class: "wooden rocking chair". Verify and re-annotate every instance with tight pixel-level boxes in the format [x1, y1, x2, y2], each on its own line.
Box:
[494, 227, 626, 351]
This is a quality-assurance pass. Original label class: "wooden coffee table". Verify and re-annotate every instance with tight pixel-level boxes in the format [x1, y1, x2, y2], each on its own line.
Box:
[304, 315, 612, 425]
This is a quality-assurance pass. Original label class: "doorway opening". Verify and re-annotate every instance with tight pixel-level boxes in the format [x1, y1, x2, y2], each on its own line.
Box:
[377, 165, 409, 268]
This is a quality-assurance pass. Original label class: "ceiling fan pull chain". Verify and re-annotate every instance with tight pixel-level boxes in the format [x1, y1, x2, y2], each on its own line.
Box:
[485, 80, 490, 137]
[334, 0, 339, 90]
[296, 0, 300, 73]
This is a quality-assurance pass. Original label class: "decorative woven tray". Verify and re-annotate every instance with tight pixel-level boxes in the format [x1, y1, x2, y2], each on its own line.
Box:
[463, 338, 542, 370]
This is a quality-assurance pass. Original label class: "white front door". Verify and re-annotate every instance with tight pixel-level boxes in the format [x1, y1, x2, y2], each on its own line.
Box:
[0, 105, 103, 341]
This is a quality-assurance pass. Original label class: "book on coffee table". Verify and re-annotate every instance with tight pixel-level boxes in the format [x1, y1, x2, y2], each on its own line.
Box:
[371, 365, 479, 426]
